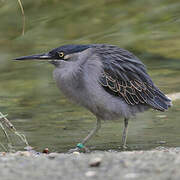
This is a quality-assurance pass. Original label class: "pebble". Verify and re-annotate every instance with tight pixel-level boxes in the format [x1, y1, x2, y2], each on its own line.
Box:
[42, 148, 49, 154]
[89, 157, 102, 167]
[0, 152, 6, 156]
[73, 152, 80, 155]
[24, 146, 34, 151]
[85, 171, 96, 177]
[19, 151, 31, 157]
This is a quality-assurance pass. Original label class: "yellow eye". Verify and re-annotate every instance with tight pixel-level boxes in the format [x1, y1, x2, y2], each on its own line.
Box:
[58, 52, 64, 58]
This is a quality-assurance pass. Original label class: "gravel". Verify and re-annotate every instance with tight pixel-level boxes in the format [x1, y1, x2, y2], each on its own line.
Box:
[0, 147, 180, 180]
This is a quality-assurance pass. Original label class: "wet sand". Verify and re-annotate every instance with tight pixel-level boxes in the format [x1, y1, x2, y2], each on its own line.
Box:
[0, 147, 180, 180]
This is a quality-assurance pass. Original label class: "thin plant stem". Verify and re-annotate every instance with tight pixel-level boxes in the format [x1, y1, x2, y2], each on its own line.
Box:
[0, 112, 29, 149]
[17, 0, 25, 35]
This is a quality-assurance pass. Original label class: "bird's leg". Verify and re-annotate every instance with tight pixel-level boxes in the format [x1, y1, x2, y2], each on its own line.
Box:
[68, 118, 101, 153]
[122, 118, 129, 149]
[81, 118, 101, 145]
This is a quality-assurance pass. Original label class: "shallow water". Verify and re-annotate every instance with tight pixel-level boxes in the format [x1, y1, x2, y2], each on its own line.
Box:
[0, 0, 180, 152]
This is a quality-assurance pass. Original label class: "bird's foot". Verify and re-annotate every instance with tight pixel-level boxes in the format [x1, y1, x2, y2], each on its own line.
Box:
[68, 143, 90, 153]
[121, 144, 128, 151]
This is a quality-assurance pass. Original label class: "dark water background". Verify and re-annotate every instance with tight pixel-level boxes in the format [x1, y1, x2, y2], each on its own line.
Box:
[0, 0, 180, 152]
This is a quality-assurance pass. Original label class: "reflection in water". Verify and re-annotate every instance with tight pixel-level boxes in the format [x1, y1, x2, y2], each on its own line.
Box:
[0, 0, 180, 152]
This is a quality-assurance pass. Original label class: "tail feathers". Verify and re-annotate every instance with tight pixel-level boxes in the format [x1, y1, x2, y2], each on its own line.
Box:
[154, 88, 171, 103]
[148, 88, 172, 111]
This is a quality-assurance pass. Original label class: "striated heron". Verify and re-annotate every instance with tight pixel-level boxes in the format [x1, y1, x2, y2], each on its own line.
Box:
[14, 44, 172, 151]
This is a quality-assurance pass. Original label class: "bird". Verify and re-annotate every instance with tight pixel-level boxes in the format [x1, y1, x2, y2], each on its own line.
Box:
[14, 44, 172, 151]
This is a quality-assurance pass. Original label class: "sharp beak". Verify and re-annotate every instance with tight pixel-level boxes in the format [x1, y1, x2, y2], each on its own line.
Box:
[13, 53, 52, 61]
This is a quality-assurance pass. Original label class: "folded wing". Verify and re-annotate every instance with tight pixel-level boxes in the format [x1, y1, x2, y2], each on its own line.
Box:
[94, 44, 171, 111]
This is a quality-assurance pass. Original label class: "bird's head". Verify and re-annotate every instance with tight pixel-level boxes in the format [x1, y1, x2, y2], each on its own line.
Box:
[14, 44, 91, 66]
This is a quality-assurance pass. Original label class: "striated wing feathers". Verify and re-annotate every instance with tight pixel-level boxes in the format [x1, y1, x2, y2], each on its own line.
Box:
[93, 44, 171, 111]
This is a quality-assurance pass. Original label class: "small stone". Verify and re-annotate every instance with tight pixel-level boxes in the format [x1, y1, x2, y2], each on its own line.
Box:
[73, 151, 80, 155]
[1, 152, 6, 156]
[89, 157, 102, 167]
[19, 151, 31, 157]
[24, 146, 34, 151]
[85, 171, 96, 177]
[42, 148, 49, 154]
